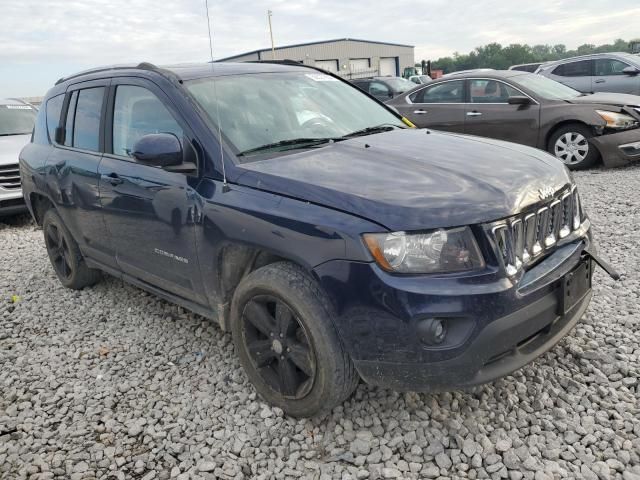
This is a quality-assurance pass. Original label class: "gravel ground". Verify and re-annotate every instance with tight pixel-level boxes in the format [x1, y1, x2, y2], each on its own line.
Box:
[1, 166, 639, 480]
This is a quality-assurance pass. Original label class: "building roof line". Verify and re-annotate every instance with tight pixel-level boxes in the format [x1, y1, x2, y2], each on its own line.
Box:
[216, 38, 414, 62]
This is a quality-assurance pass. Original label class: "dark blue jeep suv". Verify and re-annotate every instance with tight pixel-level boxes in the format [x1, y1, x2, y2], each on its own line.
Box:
[20, 62, 610, 417]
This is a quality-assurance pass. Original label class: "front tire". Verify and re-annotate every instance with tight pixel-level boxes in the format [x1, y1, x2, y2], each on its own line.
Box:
[42, 209, 101, 289]
[230, 262, 359, 417]
[548, 123, 600, 170]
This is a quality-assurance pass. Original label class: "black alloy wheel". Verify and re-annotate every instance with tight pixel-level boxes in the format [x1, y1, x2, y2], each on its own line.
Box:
[42, 209, 101, 289]
[44, 221, 73, 281]
[241, 295, 316, 399]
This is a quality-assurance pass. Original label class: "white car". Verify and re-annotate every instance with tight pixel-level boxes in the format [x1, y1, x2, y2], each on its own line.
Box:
[408, 74, 432, 85]
[1, 98, 36, 216]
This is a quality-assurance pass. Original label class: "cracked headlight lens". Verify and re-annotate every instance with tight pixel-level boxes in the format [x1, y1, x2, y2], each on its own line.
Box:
[363, 227, 485, 274]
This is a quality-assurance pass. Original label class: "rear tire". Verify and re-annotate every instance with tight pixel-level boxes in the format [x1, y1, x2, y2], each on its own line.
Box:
[547, 123, 600, 170]
[230, 262, 359, 417]
[42, 209, 101, 289]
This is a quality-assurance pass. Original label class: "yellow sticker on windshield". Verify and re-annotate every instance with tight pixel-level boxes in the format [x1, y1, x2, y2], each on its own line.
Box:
[402, 117, 417, 128]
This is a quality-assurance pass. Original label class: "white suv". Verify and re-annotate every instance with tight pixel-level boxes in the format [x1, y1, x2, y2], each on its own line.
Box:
[537, 53, 640, 95]
[1, 98, 36, 216]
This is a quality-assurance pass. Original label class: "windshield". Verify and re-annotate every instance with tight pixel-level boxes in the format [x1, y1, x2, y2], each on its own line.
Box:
[384, 77, 417, 93]
[513, 74, 582, 100]
[0, 104, 37, 136]
[187, 71, 404, 159]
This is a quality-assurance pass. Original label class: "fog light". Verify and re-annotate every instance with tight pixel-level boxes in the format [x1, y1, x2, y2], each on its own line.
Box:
[417, 318, 447, 345]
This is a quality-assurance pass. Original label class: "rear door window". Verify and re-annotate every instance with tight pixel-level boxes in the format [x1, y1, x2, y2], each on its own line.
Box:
[63, 91, 78, 147]
[552, 60, 593, 77]
[72, 87, 105, 151]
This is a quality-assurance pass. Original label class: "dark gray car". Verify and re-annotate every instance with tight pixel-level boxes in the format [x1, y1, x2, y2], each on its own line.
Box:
[351, 76, 417, 102]
[388, 70, 640, 169]
[536, 53, 640, 95]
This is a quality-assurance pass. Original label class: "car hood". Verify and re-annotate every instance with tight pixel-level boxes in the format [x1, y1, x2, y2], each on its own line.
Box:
[0, 134, 31, 166]
[235, 129, 571, 231]
[567, 92, 640, 108]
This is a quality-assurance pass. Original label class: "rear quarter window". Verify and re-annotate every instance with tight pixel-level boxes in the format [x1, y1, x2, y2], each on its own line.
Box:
[46, 94, 64, 143]
[552, 60, 592, 77]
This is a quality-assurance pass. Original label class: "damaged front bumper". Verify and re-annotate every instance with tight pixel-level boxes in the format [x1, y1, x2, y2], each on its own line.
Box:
[314, 235, 618, 392]
[592, 128, 640, 167]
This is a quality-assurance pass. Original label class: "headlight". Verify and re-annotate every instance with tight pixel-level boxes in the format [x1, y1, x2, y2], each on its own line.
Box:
[596, 110, 638, 130]
[363, 227, 485, 274]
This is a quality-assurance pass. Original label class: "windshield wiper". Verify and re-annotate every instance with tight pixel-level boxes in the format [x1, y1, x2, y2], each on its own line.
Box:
[236, 137, 340, 157]
[341, 124, 404, 139]
[0, 132, 30, 137]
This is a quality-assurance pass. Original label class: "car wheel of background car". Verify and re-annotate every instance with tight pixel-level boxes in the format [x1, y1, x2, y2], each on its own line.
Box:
[230, 262, 359, 417]
[548, 123, 600, 170]
[42, 209, 101, 289]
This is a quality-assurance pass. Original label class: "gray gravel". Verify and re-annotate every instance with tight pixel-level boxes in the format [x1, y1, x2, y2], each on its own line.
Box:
[1, 165, 640, 480]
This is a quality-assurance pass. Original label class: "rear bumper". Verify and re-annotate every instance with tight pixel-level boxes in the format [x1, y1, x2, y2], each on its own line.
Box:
[592, 128, 640, 167]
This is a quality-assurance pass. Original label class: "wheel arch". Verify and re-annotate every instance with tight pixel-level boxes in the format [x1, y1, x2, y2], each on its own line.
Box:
[215, 244, 314, 331]
[545, 120, 603, 165]
[29, 193, 56, 226]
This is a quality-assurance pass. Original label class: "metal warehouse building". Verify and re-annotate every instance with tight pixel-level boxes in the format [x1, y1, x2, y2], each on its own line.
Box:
[217, 38, 415, 79]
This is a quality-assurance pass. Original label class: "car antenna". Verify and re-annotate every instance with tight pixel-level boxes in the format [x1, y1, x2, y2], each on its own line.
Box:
[205, 0, 229, 192]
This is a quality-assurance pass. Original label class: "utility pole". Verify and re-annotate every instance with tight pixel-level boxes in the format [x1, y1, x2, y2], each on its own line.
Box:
[267, 10, 275, 59]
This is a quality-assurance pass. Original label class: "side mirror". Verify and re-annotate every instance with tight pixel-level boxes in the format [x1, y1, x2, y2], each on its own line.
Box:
[622, 66, 640, 76]
[508, 96, 532, 105]
[132, 133, 183, 168]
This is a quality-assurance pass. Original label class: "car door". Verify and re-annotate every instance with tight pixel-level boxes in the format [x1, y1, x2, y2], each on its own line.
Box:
[546, 60, 593, 93]
[45, 79, 117, 269]
[593, 57, 640, 94]
[464, 79, 541, 147]
[393, 80, 466, 132]
[98, 78, 207, 304]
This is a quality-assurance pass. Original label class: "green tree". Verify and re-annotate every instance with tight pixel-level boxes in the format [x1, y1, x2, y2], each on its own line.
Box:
[429, 38, 633, 74]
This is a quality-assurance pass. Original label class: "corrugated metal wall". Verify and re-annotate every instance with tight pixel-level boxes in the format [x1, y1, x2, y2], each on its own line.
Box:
[220, 40, 414, 78]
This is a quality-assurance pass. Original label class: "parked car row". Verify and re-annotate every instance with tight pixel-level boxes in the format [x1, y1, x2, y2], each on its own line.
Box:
[344, 52, 640, 170]
[387, 70, 640, 170]
[18, 61, 618, 415]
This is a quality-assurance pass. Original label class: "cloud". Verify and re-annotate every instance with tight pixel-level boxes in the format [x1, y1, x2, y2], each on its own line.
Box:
[1, 0, 639, 96]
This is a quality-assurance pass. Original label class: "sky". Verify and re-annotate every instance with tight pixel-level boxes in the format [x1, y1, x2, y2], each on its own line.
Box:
[1, 0, 639, 97]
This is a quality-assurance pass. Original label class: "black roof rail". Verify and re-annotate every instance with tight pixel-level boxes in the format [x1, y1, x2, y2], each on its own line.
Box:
[55, 62, 162, 85]
[249, 59, 304, 66]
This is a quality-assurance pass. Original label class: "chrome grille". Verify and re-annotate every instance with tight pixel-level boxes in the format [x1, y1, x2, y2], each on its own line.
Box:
[0, 164, 21, 190]
[491, 186, 584, 276]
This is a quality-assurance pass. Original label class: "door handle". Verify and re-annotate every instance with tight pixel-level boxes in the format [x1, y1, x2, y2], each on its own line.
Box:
[594, 79, 605, 84]
[467, 111, 483, 117]
[413, 109, 428, 114]
[105, 173, 124, 186]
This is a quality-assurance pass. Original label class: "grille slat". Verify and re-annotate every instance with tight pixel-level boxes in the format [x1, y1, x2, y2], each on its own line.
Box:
[492, 187, 583, 276]
[0, 164, 21, 190]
